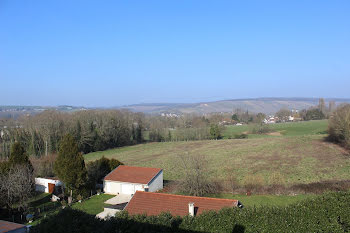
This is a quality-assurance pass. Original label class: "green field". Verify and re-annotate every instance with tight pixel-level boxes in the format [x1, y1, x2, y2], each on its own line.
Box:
[223, 120, 328, 138]
[85, 120, 350, 187]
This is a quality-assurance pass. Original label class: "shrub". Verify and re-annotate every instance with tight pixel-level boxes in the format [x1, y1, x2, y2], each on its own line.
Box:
[328, 104, 350, 149]
[268, 171, 286, 186]
[86, 156, 123, 187]
[251, 124, 272, 134]
[304, 108, 326, 120]
[233, 133, 248, 139]
[209, 124, 222, 140]
[242, 174, 265, 192]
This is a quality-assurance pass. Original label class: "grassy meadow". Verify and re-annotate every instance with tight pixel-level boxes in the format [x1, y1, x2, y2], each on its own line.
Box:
[223, 119, 328, 138]
[85, 120, 350, 187]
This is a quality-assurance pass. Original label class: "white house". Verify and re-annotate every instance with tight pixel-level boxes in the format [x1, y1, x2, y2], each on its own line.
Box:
[103, 165, 163, 195]
[35, 177, 63, 193]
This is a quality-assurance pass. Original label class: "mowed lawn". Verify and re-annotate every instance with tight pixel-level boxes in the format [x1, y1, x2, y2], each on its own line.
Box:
[72, 194, 115, 215]
[85, 120, 350, 186]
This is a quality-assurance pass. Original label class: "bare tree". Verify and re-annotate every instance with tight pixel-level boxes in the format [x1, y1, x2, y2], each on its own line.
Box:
[224, 166, 238, 194]
[177, 153, 215, 196]
[329, 101, 336, 113]
[318, 98, 326, 115]
[276, 108, 291, 122]
[0, 164, 34, 210]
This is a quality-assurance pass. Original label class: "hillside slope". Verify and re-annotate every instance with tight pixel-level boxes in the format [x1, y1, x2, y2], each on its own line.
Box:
[85, 136, 350, 186]
[122, 97, 350, 114]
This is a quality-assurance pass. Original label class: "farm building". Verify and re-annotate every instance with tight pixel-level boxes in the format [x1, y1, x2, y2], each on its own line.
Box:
[125, 191, 242, 216]
[103, 165, 163, 195]
[35, 177, 63, 193]
[0, 220, 28, 233]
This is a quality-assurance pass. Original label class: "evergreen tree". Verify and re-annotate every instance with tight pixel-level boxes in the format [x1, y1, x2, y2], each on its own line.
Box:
[9, 142, 31, 166]
[54, 134, 88, 196]
[131, 124, 136, 142]
[209, 124, 222, 140]
[136, 124, 143, 143]
[167, 130, 172, 141]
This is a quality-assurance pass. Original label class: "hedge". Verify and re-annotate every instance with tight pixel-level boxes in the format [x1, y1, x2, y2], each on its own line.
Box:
[31, 191, 350, 233]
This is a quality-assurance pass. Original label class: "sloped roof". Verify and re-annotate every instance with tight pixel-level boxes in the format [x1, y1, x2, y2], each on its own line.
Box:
[0, 220, 26, 233]
[104, 165, 162, 184]
[125, 191, 239, 216]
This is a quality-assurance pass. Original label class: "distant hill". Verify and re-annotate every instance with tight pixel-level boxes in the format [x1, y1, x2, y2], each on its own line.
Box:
[122, 98, 350, 115]
[0, 105, 87, 119]
[2, 98, 350, 118]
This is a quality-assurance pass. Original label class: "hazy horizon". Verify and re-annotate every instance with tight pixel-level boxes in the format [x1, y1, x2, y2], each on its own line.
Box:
[1, 1, 350, 107]
[2, 96, 350, 109]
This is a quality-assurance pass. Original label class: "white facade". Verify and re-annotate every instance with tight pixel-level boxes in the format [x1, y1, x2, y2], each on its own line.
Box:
[103, 170, 163, 195]
[35, 178, 63, 193]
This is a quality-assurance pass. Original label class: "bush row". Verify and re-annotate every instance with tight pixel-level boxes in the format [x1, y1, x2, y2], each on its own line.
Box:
[31, 191, 350, 233]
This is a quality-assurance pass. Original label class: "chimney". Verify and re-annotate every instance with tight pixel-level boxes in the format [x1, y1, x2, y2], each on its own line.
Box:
[188, 202, 195, 216]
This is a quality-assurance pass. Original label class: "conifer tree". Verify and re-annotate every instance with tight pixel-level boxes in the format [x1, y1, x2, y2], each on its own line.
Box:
[54, 134, 88, 196]
[9, 142, 31, 166]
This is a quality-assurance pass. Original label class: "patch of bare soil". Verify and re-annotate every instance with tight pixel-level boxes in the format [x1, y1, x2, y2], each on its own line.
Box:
[266, 131, 282, 136]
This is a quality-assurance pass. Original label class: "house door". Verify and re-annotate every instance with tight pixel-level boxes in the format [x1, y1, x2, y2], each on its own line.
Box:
[121, 184, 134, 194]
[48, 183, 55, 193]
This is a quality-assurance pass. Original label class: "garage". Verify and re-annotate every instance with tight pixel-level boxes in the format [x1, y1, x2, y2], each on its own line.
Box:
[121, 183, 134, 194]
[103, 165, 163, 195]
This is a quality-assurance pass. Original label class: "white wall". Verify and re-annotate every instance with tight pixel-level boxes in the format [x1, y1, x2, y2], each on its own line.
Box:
[104, 181, 146, 195]
[104, 180, 121, 194]
[148, 171, 163, 192]
[103, 170, 163, 195]
[35, 178, 62, 193]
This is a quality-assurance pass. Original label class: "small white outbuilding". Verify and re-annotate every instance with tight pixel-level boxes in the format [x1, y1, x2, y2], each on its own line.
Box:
[103, 165, 163, 195]
[35, 177, 63, 193]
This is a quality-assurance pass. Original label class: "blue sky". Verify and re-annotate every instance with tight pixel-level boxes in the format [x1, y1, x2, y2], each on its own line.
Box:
[1, 0, 349, 106]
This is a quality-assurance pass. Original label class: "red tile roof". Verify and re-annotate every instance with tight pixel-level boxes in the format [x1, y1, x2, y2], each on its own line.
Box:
[125, 191, 239, 216]
[104, 165, 162, 184]
[0, 220, 26, 233]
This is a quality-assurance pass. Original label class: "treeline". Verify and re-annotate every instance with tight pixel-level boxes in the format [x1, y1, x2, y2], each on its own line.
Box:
[0, 109, 237, 158]
[275, 98, 335, 122]
[0, 111, 233, 159]
[0, 99, 347, 159]
[0, 110, 144, 158]
[31, 191, 350, 233]
[146, 111, 269, 142]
